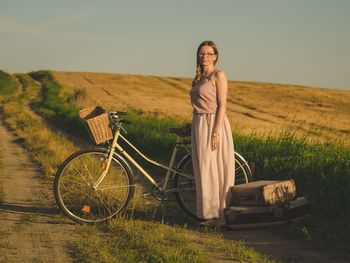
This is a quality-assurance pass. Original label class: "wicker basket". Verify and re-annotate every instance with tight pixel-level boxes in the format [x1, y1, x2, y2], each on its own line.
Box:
[79, 106, 113, 145]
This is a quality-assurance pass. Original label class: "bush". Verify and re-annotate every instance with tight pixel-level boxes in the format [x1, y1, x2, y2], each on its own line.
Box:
[28, 70, 86, 137]
[0, 70, 18, 95]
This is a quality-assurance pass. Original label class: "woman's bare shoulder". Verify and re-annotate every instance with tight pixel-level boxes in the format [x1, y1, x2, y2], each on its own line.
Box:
[214, 69, 227, 81]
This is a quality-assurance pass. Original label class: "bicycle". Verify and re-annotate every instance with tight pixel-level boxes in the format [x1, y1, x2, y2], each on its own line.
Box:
[54, 107, 253, 223]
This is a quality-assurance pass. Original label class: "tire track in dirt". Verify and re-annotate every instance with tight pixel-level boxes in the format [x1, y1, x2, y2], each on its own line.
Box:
[0, 119, 76, 263]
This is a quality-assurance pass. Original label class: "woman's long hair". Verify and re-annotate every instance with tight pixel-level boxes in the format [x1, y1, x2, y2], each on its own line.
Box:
[192, 40, 219, 86]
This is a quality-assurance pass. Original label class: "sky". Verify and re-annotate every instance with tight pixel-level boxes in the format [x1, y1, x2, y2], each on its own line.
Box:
[1, 0, 350, 90]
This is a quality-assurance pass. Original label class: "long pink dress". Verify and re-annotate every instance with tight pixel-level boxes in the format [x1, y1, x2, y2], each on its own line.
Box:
[190, 68, 234, 223]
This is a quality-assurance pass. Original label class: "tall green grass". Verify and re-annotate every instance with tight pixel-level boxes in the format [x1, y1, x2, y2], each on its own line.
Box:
[0, 70, 18, 95]
[126, 115, 350, 232]
[235, 131, 350, 218]
[28, 70, 86, 137]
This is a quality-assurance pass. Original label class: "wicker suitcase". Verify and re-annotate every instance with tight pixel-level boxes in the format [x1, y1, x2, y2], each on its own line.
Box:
[224, 196, 311, 229]
[230, 179, 296, 206]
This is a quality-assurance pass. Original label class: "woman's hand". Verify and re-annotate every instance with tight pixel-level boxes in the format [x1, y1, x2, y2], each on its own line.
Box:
[211, 135, 219, 151]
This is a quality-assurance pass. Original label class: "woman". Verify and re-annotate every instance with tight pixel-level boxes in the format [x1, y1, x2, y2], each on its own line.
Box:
[190, 40, 234, 227]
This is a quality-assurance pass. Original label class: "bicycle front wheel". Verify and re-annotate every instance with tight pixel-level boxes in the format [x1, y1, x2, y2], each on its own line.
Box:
[54, 148, 135, 223]
[173, 152, 252, 221]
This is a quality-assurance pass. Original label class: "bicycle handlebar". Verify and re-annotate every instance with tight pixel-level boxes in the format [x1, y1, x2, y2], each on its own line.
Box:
[109, 111, 127, 116]
[109, 111, 131, 126]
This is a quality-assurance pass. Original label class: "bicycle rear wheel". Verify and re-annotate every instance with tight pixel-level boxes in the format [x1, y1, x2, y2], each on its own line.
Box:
[54, 148, 135, 223]
[173, 152, 252, 221]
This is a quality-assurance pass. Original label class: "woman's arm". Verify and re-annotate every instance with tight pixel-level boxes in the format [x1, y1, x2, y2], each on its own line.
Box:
[211, 70, 228, 151]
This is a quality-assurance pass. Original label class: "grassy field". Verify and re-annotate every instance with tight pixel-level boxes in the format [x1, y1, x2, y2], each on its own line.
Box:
[0, 70, 18, 95]
[30, 71, 350, 217]
[2, 69, 350, 260]
[26, 70, 350, 258]
[0, 70, 276, 262]
[52, 71, 350, 146]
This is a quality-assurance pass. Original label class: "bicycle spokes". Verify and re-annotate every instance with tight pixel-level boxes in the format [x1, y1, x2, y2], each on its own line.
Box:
[55, 150, 134, 223]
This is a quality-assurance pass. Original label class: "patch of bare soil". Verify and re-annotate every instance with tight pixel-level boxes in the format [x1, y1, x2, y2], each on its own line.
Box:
[0, 120, 76, 263]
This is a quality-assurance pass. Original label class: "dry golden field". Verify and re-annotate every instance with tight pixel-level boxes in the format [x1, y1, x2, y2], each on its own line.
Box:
[52, 71, 350, 145]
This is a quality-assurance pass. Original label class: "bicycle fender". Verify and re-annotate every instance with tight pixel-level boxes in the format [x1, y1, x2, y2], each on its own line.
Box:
[176, 153, 191, 170]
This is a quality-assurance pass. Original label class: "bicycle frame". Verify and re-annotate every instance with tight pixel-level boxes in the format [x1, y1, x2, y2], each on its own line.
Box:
[92, 128, 193, 193]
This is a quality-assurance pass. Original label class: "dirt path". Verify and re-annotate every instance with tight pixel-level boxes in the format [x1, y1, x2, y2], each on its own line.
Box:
[0, 119, 76, 263]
